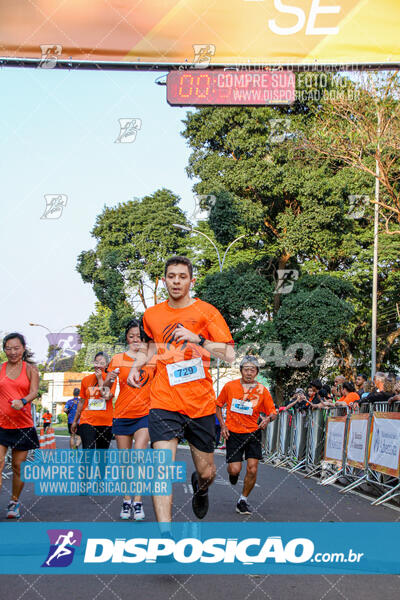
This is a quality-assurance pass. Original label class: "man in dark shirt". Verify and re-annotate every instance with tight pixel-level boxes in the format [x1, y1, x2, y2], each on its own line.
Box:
[64, 387, 82, 449]
[361, 372, 393, 404]
[285, 389, 309, 411]
[355, 374, 367, 398]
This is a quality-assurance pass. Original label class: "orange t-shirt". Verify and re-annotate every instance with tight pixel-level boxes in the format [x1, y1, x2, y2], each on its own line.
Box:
[108, 353, 154, 419]
[143, 299, 234, 418]
[216, 379, 276, 433]
[79, 372, 116, 426]
[42, 412, 52, 424]
[339, 392, 360, 406]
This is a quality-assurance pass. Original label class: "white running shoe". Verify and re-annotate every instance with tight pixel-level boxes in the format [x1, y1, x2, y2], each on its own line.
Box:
[7, 500, 21, 519]
[133, 502, 145, 521]
[120, 501, 132, 520]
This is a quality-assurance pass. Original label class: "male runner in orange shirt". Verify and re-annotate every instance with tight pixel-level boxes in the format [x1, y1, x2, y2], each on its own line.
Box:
[216, 356, 276, 515]
[42, 410, 52, 432]
[127, 256, 235, 522]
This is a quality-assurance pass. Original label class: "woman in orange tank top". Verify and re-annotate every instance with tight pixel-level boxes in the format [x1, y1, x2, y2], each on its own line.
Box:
[0, 333, 39, 519]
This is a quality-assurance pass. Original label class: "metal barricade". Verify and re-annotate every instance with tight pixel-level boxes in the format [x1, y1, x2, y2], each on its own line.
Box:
[31, 403, 38, 427]
[263, 414, 279, 463]
[339, 401, 400, 505]
[374, 401, 390, 412]
[2, 449, 13, 479]
[304, 409, 327, 478]
[339, 410, 374, 495]
[328, 406, 348, 418]
[319, 406, 351, 486]
[274, 410, 292, 467]
[260, 396, 400, 508]
[287, 411, 308, 472]
[369, 403, 400, 505]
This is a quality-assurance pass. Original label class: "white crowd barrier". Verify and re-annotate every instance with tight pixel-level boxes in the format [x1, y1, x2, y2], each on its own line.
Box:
[263, 401, 400, 506]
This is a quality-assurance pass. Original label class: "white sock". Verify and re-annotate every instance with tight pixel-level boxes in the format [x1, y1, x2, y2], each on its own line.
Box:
[123, 499, 132, 505]
[239, 494, 248, 502]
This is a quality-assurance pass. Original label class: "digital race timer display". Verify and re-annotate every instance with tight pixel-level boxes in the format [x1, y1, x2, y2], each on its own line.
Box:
[167, 70, 295, 106]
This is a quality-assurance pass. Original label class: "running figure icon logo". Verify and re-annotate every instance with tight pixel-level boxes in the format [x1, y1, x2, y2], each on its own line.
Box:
[115, 118, 142, 143]
[42, 529, 82, 568]
[41, 194, 68, 220]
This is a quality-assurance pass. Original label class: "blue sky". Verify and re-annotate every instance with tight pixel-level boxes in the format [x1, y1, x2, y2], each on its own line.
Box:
[0, 67, 196, 361]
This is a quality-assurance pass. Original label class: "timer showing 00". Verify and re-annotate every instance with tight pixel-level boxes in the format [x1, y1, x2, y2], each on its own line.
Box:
[167, 70, 295, 106]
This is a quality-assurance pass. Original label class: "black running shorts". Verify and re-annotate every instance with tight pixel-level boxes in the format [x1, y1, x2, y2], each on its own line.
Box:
[79, 424, 113, 450]
[0, 426, 39, 451]
[226, 429, 263, 463]
[148, 408, 215, 453]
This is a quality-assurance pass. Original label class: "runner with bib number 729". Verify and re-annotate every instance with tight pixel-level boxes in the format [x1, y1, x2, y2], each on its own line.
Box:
[127, 255, 235, 524]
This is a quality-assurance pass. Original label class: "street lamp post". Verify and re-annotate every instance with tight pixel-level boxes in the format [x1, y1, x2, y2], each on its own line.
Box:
[371, 110, 380, 380]
[173, 224, 245, 395]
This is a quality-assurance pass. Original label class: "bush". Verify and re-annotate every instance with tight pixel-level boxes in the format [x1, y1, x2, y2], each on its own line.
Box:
[57, 413, 68, 425]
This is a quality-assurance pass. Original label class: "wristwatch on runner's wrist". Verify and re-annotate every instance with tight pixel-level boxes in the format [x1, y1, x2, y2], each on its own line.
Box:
[198, 335, 207, 347]
[20, 398, 29, 406]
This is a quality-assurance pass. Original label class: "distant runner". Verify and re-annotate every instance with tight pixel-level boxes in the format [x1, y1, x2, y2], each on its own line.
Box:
[127, 255, 235, 522]
[216, 356, 276, 515]
[64, 388, 81, 449]
[42, 409, 52, 432]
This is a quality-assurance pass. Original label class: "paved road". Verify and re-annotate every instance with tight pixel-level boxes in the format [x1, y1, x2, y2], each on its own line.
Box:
[0, 437, 398, 600]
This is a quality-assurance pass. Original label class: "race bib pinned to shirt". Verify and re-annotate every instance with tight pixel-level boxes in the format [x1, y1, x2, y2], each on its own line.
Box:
[231, 398, 254, 416]
[166, 357, 205, 387]
[88, 387, 106, 411]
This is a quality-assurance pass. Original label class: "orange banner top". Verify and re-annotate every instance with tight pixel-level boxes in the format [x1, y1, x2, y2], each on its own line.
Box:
[0, 0, 399, 66]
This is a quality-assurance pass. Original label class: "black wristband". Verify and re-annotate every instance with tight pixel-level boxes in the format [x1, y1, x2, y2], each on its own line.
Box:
[21, 398, 29, 406]
[198, 335, 207, 347]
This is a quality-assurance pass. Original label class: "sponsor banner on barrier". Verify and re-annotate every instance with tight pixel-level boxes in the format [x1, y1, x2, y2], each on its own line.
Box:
[0, 522, 399, 575]
[368, 413, 400, 477]
[324, 417, 346, 465]
[346, 414, 369, 469]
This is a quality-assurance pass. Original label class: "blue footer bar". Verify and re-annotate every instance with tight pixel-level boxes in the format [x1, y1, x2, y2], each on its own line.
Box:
[0, 522, 398, 574]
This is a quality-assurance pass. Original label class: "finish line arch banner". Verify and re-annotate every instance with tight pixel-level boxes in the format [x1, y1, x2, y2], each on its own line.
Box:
[0, 0, 399, 66]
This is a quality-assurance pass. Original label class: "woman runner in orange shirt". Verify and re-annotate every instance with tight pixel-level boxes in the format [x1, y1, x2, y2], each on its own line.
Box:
[104, 319, 154, 521]
[0, 333, 39, 519]
[71, 352, 117, 449]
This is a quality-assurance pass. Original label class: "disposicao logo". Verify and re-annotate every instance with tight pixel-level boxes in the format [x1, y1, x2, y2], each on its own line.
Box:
[83, 536, 314, 564]
[42, 529, 82, 567]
